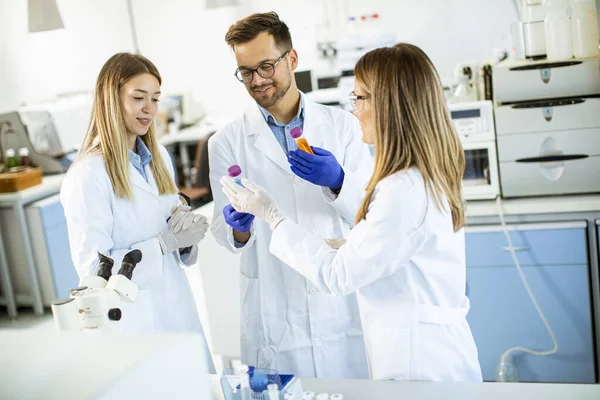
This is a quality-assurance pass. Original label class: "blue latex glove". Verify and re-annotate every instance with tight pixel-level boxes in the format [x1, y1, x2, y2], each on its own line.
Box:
[288, 146, 345, 190]
[222, 204, 254, 232]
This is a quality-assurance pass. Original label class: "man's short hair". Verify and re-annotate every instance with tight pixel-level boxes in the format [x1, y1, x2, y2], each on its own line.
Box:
[225, 11, 293, 51]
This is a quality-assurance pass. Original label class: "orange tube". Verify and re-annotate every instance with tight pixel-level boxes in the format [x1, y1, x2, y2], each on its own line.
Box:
[295, 137, 314, 154]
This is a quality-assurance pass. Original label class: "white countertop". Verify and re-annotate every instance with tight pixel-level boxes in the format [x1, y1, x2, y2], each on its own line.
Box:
[466, 194, 600, 218]
[208, 375, 599, 400]
[0, 174, 64, 205]
[159, 120, 222, 146]
[1, 174, 597, 217]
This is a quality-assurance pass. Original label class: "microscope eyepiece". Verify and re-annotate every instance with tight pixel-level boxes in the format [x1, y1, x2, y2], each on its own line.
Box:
[97, 252, 114, 281]
[118, 249, 142, 280]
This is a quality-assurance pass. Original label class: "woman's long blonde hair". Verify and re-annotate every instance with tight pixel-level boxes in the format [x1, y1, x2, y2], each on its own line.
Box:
[355, 44, 465, 232]
[76, 52, 176, 199]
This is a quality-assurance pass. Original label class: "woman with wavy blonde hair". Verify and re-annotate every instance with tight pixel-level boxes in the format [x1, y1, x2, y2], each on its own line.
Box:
[221, 43, 482, 381]
[60, 53, 214, 372]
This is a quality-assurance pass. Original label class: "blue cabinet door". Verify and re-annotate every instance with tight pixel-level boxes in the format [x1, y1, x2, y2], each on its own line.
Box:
[40, 200, 79, 299]
[465, 222, 595, 383]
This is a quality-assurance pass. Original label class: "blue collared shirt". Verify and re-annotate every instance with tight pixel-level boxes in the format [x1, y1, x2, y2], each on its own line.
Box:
[129, 138, 192, 256]
[257, 91, 305, 153]
[128, 137, 153, 182]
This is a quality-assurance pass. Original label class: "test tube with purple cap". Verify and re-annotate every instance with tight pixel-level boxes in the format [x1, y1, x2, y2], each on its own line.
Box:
[290, 127, 314, 154]
[228, 165, 244, 187]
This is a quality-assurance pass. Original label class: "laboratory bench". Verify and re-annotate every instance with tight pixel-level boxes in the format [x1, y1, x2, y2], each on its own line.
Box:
[207, 374, 600, 400]
[0, 174, 64, 318]
[195, 195, 600, 385]
[1, 175, 599, 385]
[464, 194, 600, 384]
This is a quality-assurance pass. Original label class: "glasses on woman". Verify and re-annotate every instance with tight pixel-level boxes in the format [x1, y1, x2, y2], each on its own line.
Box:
[234, 51, 290, 84]
[349, 91, 367, 112]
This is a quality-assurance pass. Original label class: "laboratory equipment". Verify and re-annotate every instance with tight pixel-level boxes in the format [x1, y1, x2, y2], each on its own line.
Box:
[492, 57, 600, 104]
[480, 64, 494, 101]
[495, 96, 600, 198]
[316, 394, 329, 400]
[4, 148, 17, 168]
[571, 0, 600, 58]
[290, 127, 314, 154]
[239, 364, 252, 400]
[18, 147, 31, 166]
[295, 70, 318, 94]
[50, 250, 142, 332]
[447, 100, 500, 200]
[496, 355, 520, 382]
[228, 165, 244, 186]
[302, 392, 315, 400]
[268, 383, 280, 400]
[544, 0, 573, 60]
[511, 21, 547, 59]
[510, 0, 547, 59]
[0, 112, 73, 174]
[221, 366, 303, 400]
[453, 65, 478, 102]
[330, 395, 344, 400]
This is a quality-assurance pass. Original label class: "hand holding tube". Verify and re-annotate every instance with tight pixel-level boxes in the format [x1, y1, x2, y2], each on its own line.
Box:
[220, 177, 286, 231]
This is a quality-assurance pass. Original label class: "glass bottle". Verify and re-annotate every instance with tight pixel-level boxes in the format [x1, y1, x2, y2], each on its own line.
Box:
[5, 149, 18, 169]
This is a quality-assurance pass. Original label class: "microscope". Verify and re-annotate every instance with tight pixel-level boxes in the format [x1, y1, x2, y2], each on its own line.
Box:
[50, 250, 142, 332]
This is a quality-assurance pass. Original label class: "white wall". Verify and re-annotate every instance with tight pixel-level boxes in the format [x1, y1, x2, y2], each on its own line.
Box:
[2, 1, 597, 122]
[129, 0, 250, 119]
[344, 0, 519, 84]
[0, 0, 135, 113]
[0, 0, 252, 119]
[249, 0, 520, 85]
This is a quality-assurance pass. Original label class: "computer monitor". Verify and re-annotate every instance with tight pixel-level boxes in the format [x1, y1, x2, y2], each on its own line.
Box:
[165, 92, 205, 126]
[295, 70, 317, 93]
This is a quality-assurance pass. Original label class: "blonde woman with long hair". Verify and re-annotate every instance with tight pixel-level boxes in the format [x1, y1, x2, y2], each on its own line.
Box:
[221, 44, 482, 381]
[61, 53, 214, 371]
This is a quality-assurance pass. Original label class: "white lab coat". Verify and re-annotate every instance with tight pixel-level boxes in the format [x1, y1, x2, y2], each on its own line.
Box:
[208, 97, 373, 378]
[270, 168, 483, 382]
[60, 145, 215, 373]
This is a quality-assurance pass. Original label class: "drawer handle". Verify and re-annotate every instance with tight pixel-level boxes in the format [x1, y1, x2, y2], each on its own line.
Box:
[509, 61, 582, 71]
[503, 246, 530, 252]
[511, 98, 585, 109]
[516, 154, 588, 163]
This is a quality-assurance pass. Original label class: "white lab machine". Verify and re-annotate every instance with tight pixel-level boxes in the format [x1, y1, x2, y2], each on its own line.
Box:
[17, 92, 93, 156]
[453, 63, 479, 102]
[447, 100, 500, 200]
[511, 0, 547, 60]
[492, 57, 600, 104]
[495, 97, 600, 197]
[493, 56, 600, 198]
[51, 250, 142, 332]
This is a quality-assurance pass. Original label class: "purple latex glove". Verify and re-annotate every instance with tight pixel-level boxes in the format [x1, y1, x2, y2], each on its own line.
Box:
[288, 146, 344, 190]
[223, 204, 255, 232]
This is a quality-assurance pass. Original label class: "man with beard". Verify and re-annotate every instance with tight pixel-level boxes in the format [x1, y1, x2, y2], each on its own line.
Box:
[208, 11, 373, 378]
